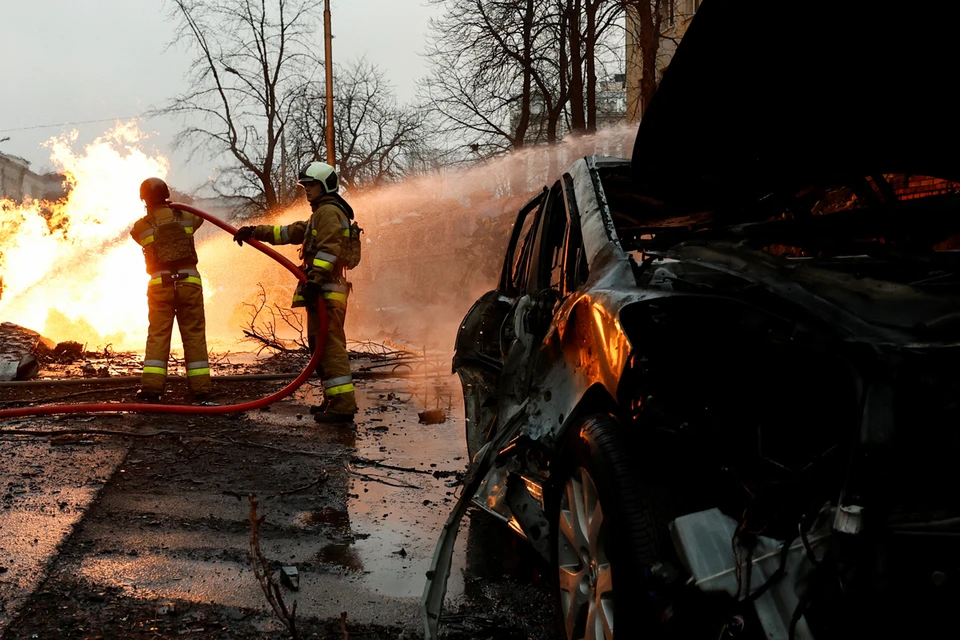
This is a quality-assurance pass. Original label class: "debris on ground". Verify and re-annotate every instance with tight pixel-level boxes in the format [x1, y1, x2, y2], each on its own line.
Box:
[280, 566, 300, 590]
[418, 408, 447, 424]
[348, 340, 453, 378]
[0, 358, 554, 639]
[0, 323, 52, 381]
[51, 341, 84, 362]
[80, 363, 111, 378]
[247, 494, 300, 637]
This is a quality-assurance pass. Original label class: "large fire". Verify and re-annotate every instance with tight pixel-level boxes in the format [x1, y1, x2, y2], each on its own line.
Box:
[0, 122, 169, 350]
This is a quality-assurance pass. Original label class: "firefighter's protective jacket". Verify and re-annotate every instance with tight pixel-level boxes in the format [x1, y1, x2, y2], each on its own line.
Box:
[131, 206, 205, 281]
[250, 194, 358, 414]
[248, 194, 353, 308]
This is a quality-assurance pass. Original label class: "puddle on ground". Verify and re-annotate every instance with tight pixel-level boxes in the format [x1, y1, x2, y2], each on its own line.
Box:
[245, 373, 508, 605]
[286, 374, 471, 600]
[296, 506, 351, 531]
[55, 370, 546, 631]
[315, 542, 363, 571]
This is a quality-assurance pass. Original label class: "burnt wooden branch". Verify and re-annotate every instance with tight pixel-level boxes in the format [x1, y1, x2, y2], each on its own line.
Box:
[347, 469, 420, 489]
[0, 385, 139, 408]
[340, 611, 350, 640]
[349, 455, 442, 476]
[247, 494, 299, 639]
[242, 283, 302, 353]
[223, 436, 335, 459]
[265, 471, 329, 499]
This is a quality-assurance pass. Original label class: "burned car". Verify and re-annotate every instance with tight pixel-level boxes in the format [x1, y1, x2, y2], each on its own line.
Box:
[424, 1, 960, 639]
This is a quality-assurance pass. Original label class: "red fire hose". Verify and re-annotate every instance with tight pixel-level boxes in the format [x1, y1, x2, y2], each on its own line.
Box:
[0, 203, 327, 420]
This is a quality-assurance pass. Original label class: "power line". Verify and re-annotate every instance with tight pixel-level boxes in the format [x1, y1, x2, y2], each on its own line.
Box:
[0, 114, 158, 134]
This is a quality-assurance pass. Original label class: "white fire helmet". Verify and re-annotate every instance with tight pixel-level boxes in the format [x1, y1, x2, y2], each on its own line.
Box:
[298, 161, 338, 194]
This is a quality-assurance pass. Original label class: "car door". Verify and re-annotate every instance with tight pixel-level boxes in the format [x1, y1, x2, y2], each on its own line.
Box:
[497, 179, 581, 419]
[454, 188, 546, 459]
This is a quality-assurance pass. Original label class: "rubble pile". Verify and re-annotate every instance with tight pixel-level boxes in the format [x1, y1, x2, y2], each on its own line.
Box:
[0, 322, 51, 381]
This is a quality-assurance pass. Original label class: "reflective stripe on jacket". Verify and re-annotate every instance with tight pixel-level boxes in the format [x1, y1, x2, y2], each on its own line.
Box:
[249, 195, 350, 288]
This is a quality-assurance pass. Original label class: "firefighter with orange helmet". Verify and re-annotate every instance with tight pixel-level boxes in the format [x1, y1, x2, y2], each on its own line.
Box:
[130, 177, 212, 402]
[235, 162, 360, 423]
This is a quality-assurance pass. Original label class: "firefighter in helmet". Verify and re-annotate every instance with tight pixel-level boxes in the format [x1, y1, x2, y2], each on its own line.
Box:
[235, 162, 360, 423]
[130, 177, 212, 402]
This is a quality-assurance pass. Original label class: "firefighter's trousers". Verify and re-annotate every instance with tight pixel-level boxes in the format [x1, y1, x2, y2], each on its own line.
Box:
[141, 280, 212, 396]
[307, 299, 357, 415]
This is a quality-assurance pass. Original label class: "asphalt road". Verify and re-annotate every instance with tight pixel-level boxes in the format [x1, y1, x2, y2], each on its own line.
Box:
[0, 372, 557, 639]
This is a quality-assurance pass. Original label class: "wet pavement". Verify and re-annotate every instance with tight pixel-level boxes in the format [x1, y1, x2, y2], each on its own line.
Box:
[0, 370, 557, 638]
[0, 431, 127, 630]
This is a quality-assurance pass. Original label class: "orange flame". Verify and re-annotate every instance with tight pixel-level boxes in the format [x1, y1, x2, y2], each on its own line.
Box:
[0, 122, 169, 350]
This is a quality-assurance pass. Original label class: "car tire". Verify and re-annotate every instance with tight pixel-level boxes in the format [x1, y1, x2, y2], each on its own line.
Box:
[550, 415, 672, 640]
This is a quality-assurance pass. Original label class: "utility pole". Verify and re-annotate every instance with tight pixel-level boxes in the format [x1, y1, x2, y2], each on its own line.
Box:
[323, 0, 336, 167]
[280, 130, 287, 202]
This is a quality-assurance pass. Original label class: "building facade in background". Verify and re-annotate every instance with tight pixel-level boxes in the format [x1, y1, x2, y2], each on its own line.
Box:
[0, 152, 64, 202]
[626, 0, 701, 122]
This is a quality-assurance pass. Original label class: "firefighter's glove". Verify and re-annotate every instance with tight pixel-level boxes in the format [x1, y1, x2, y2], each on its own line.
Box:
[234, 226, 255, 246]
[302, 281, 322, 307]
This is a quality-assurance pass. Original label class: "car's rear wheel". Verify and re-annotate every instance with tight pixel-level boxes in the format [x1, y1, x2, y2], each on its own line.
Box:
[551, 415, 672, 640]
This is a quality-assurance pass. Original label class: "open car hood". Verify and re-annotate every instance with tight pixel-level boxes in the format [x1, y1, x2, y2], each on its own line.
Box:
[631, 0, 960, 210]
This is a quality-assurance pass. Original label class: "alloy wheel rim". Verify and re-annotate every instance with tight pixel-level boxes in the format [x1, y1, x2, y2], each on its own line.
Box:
[557, 466, 614, 640]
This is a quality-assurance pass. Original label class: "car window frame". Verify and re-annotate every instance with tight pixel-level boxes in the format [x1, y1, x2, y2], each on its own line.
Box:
[561, 173, 589, 293]
[527, 181, 569, 293]
[498, 188, 547, 296]
[522, 176, 588, 298]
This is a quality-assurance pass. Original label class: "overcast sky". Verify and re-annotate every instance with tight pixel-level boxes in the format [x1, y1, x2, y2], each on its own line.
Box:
[0, 0, 438, 191]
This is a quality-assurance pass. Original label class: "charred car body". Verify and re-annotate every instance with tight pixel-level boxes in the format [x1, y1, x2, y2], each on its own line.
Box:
[424, 1, 960, 639]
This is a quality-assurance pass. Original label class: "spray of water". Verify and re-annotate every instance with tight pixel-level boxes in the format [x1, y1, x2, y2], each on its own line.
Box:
[207, 122, 638, 355]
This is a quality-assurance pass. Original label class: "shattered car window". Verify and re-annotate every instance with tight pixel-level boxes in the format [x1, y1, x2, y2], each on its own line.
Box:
[509, 204, 541, 293]
[527, 184, 569, 292]
[562, 174, 589, 292]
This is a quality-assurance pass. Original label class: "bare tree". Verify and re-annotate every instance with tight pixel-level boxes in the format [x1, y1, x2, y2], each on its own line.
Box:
[421, 0, 629, 154]
[562, 0, 623, 134]
[622, 0, 698, 118]
[421, 0, 564, 157]
[565, 0, 586, 132]
[286, 59, 425, 192]
[159, 0, 319, 213]
[624, 0, 662, 118]
[583, 0, 624, 132]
